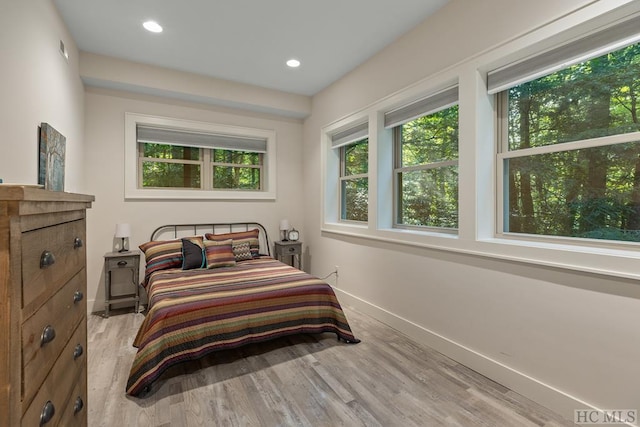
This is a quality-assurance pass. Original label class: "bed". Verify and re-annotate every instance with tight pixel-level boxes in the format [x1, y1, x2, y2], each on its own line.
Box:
[125, 223, 359, 397]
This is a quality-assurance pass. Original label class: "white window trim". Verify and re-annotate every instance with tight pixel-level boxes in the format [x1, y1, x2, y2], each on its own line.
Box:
[125, 113, 276, 200]
[322, 117, 369, 228]
[320, 1, 640, 283]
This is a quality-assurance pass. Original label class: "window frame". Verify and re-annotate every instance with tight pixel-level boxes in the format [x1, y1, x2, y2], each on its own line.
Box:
[210, 149, 264, 191]
[125, 113, 276, 200]
[494, 48, 640, 247]
[137, 143, 203, 190]
[339, 137, 369, 223]
[392, 106, 460, 234]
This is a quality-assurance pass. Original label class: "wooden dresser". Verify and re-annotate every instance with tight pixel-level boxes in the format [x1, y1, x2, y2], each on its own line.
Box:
[0, 186, 94, 427]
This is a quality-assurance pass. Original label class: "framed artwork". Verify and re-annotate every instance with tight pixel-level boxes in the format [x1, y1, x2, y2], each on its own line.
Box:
[38, 123, 66, 191]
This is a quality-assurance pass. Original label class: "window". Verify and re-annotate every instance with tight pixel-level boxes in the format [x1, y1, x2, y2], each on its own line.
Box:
[125, 114, 276, 200]
[140, 144, 201, 188]
[331, 123, 369, 222]
[340, 138, 369, 221]
[494, 38, 640, 243]
[212, 150, 262, 190]
[387, 87, 459, 230]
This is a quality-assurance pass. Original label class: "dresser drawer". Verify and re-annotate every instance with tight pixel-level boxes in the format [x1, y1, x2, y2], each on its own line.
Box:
[21, 219, 86, 316]
[22, 271, 86, 406]
[21, 321, 86, 426]
[58, 373, 87, 427]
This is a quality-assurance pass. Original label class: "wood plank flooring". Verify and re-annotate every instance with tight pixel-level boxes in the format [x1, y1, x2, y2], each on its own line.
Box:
[87, 306, 577, 427]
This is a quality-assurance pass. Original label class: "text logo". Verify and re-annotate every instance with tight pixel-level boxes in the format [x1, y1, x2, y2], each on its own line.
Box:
[574, 409, 637, 425]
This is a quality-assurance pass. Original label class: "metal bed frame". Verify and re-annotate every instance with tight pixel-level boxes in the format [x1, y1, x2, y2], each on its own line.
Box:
[149, 222, 271, 257]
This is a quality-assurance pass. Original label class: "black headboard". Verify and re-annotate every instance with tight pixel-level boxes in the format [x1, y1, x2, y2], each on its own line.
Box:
[150, 222, 271, 257]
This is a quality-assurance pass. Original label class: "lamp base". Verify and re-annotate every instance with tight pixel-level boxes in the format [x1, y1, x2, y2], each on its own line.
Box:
[118, 237, 128, 252]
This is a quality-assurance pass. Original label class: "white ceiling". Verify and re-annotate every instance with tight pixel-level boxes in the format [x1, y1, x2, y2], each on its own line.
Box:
[53, 0, 448, 96]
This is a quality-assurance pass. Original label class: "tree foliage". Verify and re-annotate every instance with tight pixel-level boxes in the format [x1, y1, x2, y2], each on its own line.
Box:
[141, 145, 262, 190]
[507, 42, 640, 242]
[212, 150, 261, 190]
[397, 105, 459, 228]
[142, 143, 200, 188]
[342, 139, 369, 221]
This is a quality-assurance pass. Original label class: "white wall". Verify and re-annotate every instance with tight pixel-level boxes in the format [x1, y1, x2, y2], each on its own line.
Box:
[304, 0, 640, 421]
[84, 88, 305, 313]
[0, 0, 85, 192]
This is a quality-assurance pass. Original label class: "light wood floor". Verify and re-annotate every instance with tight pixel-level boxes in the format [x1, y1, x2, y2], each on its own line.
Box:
[88, 306, 577, 427]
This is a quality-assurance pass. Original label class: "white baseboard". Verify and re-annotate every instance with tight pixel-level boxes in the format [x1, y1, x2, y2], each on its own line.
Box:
[333, 287, 618, 426]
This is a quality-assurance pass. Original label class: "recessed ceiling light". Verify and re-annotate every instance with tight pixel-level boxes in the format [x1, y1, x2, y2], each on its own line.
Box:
[143, 20, 163, 33]
[286, 59, 301, 68]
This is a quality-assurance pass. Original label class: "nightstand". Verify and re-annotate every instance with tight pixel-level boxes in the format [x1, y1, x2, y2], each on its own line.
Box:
[274, 241, 303, 270]
[103, 250, 141, 317]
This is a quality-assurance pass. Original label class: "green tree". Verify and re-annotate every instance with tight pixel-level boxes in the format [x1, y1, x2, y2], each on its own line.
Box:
[506, 42, 640, 242]
[342, 140, 368, 221]
[398, 105, 458, 228]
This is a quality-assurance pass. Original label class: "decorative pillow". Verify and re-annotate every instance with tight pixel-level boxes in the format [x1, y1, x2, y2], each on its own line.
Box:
[232, 241, 253, 261]
[139, 239, 183, 285]
[181, 236, 205, 270]
[204, 239, 236, 269]
[205, 229, 260, 258]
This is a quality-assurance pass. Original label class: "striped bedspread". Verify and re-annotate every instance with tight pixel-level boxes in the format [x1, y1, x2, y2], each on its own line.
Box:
[126, 257, 359, 396]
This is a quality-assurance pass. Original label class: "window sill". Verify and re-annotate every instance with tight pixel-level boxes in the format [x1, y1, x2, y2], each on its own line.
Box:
[321, 225, 640, 282]
[124, 187, 276, 200]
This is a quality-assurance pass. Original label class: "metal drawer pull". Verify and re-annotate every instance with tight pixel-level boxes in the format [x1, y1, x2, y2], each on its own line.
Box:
[73, 237, 83, 249]
[73, 290, 84, 303]
[73, 396, 84, 414]
[288, 247, 296, 252]
[117, 260, 128, 267]
[39, 400, 55, 425]
[40, 325, 56, 346]
[40, 251, 56, 268]
[73, 344, 83, 360]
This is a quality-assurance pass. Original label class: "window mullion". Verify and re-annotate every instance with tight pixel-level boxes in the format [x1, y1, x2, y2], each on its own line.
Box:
[341, 172, 369, 180]
[203, 148, 210, 190]
[500, 131, 640, 160]
[139, 157, 202, 165]
[395, 160, 458, 174]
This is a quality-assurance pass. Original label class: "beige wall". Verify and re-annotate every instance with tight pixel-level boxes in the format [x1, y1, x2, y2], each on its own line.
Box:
[84, 88, 305, 312]
[0, 0, 85, 192]
[303, 0, 640, 420]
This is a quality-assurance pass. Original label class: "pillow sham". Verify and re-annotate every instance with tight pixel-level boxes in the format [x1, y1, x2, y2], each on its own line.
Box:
[205, 228, 260, 258]
[204, 239, 236, 269]
[181, 236, 205, 270]
[139, 239, 183, 285]
[232, 241, 253, 261]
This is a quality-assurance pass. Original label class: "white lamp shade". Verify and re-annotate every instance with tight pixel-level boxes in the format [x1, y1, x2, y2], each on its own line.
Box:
[115, 223, 131, 238]
[279, 219, 290, 231]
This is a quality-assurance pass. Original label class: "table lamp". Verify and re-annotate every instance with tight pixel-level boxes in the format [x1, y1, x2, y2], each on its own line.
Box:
[279, 219, 290, 241]
[115, 223, 131, 252]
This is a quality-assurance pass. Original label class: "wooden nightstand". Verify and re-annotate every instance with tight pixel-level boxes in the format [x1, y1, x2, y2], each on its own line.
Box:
[103, 250, 141, 317]
[274, 241, 303, 270]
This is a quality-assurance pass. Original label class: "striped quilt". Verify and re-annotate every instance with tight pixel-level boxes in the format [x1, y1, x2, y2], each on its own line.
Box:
[126, 257, 359, 396]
